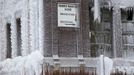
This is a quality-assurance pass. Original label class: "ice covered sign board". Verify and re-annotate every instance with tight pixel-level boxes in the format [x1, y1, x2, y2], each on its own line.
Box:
[58, 3, 79, 28]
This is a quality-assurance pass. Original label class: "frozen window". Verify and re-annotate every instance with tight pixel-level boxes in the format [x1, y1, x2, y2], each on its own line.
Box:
[6, 23, 12, 58]
[16, 18, 22, 56]
[127, 8, 133, 21]
[101, 8, 112, 22]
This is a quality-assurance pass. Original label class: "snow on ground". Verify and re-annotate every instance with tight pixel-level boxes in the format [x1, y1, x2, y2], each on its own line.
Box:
[0, 50, 44, 75]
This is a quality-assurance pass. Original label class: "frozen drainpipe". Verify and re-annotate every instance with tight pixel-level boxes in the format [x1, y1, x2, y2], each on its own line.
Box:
[94, 0, 101, 23]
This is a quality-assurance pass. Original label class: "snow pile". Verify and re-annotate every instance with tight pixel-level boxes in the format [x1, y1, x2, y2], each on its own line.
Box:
[0, 50, 44, 75]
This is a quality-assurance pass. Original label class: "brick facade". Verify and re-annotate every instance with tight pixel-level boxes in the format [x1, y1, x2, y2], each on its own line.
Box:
[43, 0, 90, 57]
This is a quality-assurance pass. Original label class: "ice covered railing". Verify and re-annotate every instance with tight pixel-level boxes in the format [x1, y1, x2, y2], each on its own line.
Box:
[0, 50, 44, 75]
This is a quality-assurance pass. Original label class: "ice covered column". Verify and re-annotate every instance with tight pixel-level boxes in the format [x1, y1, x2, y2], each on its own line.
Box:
[0, 0, 6, 61]
[38, 0, 44, 54]
[0, 28, 1, 61]
[11, 16, 18, 57]
[29, 0, 39, 53]
[0, 1, 2, 61]
[112, 6, 123, 57]
[21, 0, 30, 56]
[1, 20, 7, 61]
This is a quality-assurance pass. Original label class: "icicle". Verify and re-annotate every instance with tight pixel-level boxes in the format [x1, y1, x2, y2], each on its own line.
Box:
[94, 0, 101, 23]
[108, 2, 111, 10]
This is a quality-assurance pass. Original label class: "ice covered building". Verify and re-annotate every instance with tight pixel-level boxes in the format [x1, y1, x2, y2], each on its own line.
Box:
[1, 0, 134, 61]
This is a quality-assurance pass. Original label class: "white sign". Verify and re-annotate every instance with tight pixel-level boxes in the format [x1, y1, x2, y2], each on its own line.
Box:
[58, 3, 79, 28]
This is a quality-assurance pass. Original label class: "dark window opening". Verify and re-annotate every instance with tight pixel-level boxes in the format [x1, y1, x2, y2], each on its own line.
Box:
[16, 18, 22, 56]
[127, 8, 133, 21]
[101, 8, 112, 22]
[6, 23, 12, 58]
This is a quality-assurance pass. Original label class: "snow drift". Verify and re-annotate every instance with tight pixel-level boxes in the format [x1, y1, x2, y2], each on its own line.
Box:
[0, 50, 44, 75]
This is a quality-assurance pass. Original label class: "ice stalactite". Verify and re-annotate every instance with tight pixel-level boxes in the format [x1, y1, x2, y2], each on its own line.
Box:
[94, 0, 100, 23]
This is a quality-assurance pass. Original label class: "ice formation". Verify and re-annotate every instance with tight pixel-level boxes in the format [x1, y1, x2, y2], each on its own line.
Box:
[104, 56, 113, 75]
[94, 0, 100, 23]
[112, 58, 134, 74]
[1, 53, 134, 75]
[0, 50, 44, 75]
[97, 55, 113, 75]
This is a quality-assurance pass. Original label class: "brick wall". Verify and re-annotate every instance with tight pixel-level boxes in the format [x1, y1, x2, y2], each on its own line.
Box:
[44, 0, 90, 57]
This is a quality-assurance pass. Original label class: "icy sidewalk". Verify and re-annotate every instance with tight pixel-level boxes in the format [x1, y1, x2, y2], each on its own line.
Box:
[0, 51, 44, 75]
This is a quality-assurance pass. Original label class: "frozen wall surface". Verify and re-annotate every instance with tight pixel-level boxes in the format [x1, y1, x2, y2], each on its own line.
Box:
[111, 0, 134, 8]
[1, 0, 134, 75]
[0, 0, 41, 61]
